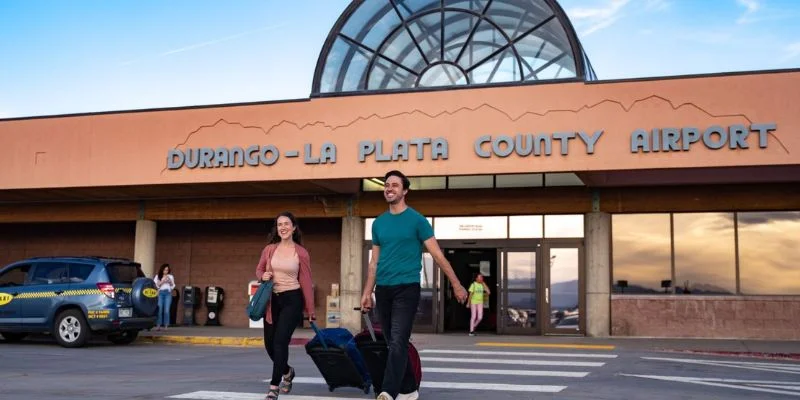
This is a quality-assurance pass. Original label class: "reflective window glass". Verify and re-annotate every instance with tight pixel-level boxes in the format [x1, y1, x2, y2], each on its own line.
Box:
[673, 213, 736, 295]
[738, 211, 800, 295]
[496, 173, 543, 188]
[447, 175, 493, 189]
[545, 173, 584, 186]
[410, 176, 446, 190]
[316, 0, 587, 93]
[509, 215, 543, 238]
[505, 292, 535, 328]
[544, 215, 583, 238]
[507, 252, 536, 289]
[612, 214, 672, 294]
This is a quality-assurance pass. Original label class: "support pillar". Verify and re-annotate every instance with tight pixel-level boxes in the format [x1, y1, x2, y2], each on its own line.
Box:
[134, 220, 157, 278]
[585, 212, 611, 337]
[339, 216, 364, 332]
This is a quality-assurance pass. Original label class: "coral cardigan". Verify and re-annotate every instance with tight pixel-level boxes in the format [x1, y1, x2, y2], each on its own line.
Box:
[255, 243, 315, 325]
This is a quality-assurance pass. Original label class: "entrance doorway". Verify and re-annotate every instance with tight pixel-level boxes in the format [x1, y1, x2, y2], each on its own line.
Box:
[440, 248, 497, 333]
[431, 240, 584, 335]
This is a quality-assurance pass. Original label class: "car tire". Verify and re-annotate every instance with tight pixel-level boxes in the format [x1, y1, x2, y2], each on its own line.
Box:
[131, 277, 159, 317]
[0, 332, 28, 343]
[53, 309, 90, 348]
[108, 330, 139, 345]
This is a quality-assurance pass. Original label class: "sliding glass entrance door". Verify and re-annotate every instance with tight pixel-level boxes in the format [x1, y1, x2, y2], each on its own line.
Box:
[499, 249, 539, 334]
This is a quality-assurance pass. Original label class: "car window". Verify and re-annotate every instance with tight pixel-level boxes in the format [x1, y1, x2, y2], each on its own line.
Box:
[0, 264, 32, 287]
[68, 263, 95, 283]
[105, 263, 144, 284]
[30, 262, 69, 285]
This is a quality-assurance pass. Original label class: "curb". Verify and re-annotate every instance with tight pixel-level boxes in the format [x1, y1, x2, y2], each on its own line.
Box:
[656, 349, 800, 361]
[137, 335, 310, 348]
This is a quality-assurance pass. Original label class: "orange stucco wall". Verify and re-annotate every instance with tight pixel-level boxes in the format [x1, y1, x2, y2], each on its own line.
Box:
[1, 71, 798, 190]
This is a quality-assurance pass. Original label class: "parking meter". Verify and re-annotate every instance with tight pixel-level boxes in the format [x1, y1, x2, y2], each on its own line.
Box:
[204, 286, 224, 326]
[182, 285, 201, 326]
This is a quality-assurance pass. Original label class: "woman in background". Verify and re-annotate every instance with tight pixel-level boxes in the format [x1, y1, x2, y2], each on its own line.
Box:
[154, 263, 175, 331]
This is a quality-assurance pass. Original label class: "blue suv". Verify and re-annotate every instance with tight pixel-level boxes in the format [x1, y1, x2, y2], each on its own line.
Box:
[0, 256, 158, 347]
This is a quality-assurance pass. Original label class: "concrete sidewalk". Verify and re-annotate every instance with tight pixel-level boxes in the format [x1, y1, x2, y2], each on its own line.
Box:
[137, 325, 800, 360]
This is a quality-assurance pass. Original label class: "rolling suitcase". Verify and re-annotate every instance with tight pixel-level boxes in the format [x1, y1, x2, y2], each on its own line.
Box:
[306, 322, 372, 394]
[353, 308, 422, 395]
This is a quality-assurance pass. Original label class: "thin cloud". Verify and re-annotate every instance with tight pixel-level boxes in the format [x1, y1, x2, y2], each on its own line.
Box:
[781, 42, 800, 62]
[645, 0, 671, 12]
[119, 23, 288, 67]
[735, 0, 758, 24]
[734, 0, 795, 24]
[568, 0, 632, 37]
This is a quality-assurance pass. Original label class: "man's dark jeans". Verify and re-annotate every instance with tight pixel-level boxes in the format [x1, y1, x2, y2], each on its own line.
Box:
[375, 283, 420, 397]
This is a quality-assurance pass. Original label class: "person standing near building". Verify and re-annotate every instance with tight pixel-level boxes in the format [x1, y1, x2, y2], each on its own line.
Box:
[256, 211, 316, 400]
[361, 170, 469, 400]
[153, 263, 175, 331]
[467, 273, 490, 336]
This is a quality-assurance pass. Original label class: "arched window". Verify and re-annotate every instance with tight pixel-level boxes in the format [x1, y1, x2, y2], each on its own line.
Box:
[312, 0, 595, 95]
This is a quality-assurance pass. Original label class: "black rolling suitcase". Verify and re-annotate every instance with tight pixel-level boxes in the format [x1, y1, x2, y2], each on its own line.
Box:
[353, 308, 422, 395]
[306, 321, 372, 394]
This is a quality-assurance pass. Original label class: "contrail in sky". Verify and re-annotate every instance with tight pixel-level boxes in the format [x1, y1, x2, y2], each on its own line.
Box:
[119, 23, 288, 66]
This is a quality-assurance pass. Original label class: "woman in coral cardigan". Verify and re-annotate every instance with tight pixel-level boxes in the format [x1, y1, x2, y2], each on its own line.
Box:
[255, 211, 316, 399]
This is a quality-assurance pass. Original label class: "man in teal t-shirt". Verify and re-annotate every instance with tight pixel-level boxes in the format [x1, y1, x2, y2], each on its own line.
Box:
[361, 170, 468, 400]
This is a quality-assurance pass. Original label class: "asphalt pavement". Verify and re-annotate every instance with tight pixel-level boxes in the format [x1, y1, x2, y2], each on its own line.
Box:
[2, 334, 800, 399]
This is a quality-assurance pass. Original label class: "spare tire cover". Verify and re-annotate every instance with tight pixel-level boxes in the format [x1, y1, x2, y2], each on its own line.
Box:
[131, 277, 159, 317]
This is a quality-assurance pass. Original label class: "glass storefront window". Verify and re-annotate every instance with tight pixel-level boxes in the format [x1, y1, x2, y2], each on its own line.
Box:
[447, 175, 494, 189]
[544, 215, 584, 238]
[738, 211, 800, 295]
[545, 173, 584, 186]
[496, 174, 543, 188]
[673, 213, 736, 295]
[509, 215, 543, 238]
[505, 292, 535, 328]
[612, 214, 671, 294]
[434, 216, 507, 239]
[365, 218, 375, 241]
[410, 176, 446, 190]
[507, 252, 536, 289]
[421, 253, 435, 289]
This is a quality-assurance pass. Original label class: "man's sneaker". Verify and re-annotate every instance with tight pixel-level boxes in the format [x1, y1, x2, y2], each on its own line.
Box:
[397, 390, 420, 400]
[376, 392, 394, 400]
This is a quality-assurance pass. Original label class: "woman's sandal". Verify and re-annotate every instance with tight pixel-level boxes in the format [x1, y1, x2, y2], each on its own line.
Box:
[266, 387, 280, 399]
[279, 366, 295, 394]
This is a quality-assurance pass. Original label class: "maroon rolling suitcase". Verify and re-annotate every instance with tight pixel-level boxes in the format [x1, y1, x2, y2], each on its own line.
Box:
[353, 308, 422, 395]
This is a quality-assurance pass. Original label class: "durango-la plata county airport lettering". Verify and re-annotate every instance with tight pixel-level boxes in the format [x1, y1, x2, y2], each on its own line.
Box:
[165, 122, 777, 170]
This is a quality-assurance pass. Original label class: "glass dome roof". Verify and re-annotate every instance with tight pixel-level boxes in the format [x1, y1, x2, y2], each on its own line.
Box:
[312, 0, 595, 95]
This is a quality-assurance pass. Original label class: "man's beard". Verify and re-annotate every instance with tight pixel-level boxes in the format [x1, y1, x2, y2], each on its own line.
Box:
[385, 194, 403, 204]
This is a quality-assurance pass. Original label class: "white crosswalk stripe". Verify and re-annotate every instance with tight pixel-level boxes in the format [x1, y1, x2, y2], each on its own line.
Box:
[170, 346, 617, 399]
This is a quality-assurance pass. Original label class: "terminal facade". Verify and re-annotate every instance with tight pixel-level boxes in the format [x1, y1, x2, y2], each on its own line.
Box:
[1, 0, 798, 339]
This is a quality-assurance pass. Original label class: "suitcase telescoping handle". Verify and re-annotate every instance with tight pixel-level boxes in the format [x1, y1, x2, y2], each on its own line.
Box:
[353, 307, 377, 342]
[309, 321, 329, 350]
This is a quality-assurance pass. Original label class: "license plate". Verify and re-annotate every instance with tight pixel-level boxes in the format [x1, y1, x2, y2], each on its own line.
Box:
[119, 308, 132, 318]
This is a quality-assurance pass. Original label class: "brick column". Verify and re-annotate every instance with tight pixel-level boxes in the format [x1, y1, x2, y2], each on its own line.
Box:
[339, 216, 364, 332]
[585, 212, 611, 337]
[134, 220, 157, 278]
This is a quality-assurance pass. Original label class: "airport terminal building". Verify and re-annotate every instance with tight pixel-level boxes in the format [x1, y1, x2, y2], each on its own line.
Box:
[1, 0, 799, 339]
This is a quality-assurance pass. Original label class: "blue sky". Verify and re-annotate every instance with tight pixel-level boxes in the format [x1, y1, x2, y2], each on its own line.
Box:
[1, 0, 798, 119]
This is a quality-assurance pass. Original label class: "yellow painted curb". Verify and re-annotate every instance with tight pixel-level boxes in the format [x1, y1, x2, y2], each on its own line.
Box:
[140, 335, 265, 347]
[476, 342, 616, 350]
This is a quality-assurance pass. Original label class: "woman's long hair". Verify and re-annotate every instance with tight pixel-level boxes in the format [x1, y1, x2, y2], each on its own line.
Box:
[266, 211, 303, 245]
[157, 263, 170, 280]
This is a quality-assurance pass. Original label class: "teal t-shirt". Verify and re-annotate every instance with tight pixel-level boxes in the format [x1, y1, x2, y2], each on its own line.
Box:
[372, 207, 433, 286]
